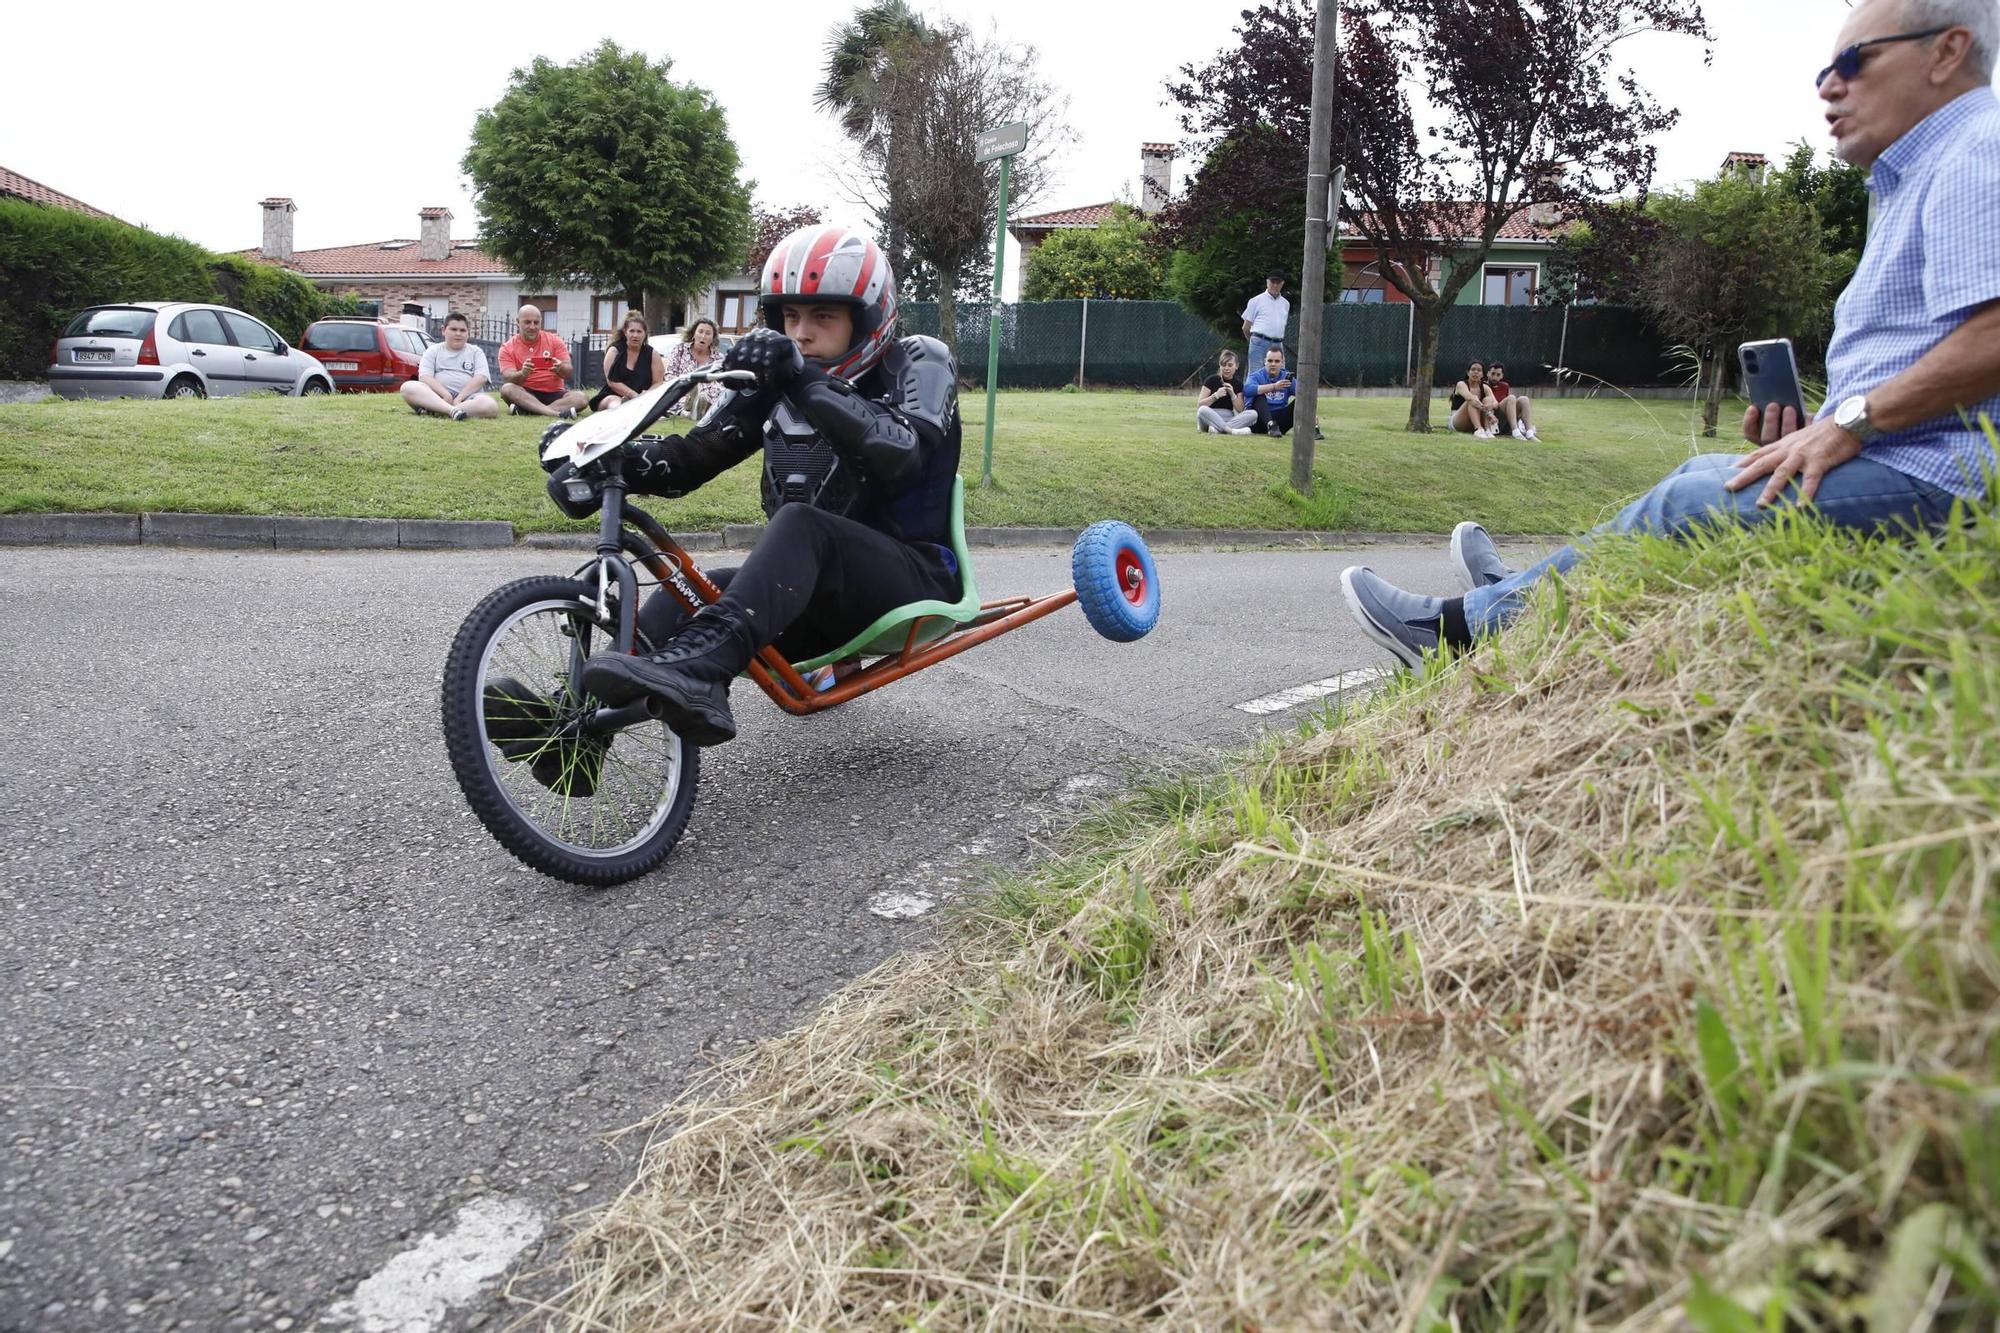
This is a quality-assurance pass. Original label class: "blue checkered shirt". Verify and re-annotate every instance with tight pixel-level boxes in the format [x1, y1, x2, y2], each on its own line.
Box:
[1820, 87, 2000, 498]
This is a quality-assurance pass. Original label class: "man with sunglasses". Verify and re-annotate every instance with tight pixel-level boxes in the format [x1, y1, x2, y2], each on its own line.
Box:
[1339, 0, 2000, 669]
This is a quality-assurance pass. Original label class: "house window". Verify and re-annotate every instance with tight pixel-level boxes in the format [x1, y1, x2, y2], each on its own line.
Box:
[518, 295, 557, 321]
[413, 295, 451, 321]
[718, 292, 759, 333]
[1481, 265, 1538, 306]
[593, 297, 627, 333]
[1340, 261, 1391, 303]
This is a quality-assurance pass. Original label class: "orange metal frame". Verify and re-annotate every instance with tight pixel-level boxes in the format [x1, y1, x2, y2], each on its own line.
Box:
[623, 508, 1077, 717]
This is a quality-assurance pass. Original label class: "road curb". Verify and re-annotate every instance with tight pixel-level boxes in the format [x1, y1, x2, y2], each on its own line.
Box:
[0, 512, 1570, 552]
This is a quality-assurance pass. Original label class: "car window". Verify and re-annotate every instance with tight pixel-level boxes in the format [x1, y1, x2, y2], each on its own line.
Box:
[172, 309, 230, 346]
[393, 330, 423, 354]
[63, 307, 156, 339]
[223, 313, 280, 353]
[302, 323, 378, 353]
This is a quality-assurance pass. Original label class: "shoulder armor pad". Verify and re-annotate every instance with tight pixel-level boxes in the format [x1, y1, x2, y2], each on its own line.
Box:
[880, 335, 957, 429]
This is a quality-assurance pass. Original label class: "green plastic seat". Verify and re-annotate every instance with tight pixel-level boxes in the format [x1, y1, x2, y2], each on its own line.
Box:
[791, 476, 981, 672]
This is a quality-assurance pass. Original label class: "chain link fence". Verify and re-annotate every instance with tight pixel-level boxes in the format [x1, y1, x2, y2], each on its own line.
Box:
[899, 299, 1673, 391]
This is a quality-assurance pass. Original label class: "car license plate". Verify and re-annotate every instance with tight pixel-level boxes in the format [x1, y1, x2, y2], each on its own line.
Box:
[326, 361, 359, 371]
[74, 349, 112, 363]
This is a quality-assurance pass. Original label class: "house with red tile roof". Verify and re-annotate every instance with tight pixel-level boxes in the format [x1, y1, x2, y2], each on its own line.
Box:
[1, 165, 123, 223]
[241, 198, 765, 341]
[1337, 203, 1570, 307]
[1007, 145, 1175, 253]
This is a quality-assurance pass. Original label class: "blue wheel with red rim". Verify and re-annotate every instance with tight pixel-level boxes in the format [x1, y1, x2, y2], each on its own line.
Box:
[1071, 521, 1161, 642]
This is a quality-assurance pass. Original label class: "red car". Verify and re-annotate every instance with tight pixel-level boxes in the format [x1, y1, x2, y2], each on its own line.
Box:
[299, 319, 433, 392]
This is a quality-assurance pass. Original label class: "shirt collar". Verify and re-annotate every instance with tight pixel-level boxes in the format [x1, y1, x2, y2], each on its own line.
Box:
[1870, 86, 1998, 192]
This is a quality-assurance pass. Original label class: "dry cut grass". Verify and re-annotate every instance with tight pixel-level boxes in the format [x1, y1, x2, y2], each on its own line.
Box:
[520, 491, 2000, 1330]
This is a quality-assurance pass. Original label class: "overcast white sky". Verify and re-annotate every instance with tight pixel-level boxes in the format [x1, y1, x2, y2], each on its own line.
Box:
[0, 0, 1924, 295]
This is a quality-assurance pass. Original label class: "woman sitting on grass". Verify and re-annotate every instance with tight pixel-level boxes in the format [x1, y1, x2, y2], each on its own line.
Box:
[591, 313, 664, 414]
[665, 318, 725, 419]
[1196, 349, 1257, 435]
[1449, 361, 1502, 438]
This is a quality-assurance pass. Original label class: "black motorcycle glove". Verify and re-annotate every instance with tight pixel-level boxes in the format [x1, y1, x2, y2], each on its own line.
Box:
[722, 327, 804, 395]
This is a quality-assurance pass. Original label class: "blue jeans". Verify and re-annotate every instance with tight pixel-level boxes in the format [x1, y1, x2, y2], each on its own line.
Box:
[1462, 452, 1958, 634]
[1248, 332, 1284, 368]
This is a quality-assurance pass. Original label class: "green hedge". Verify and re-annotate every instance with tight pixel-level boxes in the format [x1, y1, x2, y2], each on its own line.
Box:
[0, 199, 360, 380]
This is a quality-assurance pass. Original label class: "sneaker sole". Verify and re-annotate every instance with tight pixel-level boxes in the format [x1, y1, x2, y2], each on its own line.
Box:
[1449, 522, 1480, 593]
[1339, 568, 1424, 670]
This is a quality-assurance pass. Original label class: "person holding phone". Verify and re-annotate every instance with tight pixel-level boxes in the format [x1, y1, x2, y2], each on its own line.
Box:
[1335, 0, 2000, 669]
[1197, 349, 1256, 434]
[1448, 361, 1502, 438]
[497, 304, 589, 419]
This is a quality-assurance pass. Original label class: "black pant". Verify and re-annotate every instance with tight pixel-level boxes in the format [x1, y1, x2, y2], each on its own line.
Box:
[637, 504, 960, 661]
[1254, 397, 1295, 435]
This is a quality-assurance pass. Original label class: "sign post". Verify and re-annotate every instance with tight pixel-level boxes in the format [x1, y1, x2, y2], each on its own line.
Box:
[975, 119, 1029, 488]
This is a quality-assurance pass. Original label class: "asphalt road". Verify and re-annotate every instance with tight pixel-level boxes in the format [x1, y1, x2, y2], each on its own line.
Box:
[0, 537, 1540, 1332]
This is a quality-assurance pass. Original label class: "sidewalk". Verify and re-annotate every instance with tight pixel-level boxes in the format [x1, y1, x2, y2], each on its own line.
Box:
[0, 511, 1540, 552]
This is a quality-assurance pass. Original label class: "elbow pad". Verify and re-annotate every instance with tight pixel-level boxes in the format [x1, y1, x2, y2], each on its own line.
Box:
[791, 372, 921, 485]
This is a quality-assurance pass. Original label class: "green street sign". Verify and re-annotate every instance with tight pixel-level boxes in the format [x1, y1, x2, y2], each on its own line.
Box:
[975, 121, 1029, 164]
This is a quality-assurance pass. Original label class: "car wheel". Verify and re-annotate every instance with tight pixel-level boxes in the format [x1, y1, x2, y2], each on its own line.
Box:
[301, 379, 331, 396]
[166, 376, 206, 400]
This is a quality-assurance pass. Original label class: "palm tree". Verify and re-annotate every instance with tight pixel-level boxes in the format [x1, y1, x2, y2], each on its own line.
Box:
[817, 1, 935, 289]
[815, 0, 930, 142]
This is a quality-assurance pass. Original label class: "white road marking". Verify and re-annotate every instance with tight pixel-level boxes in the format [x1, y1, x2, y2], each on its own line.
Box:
[869, 890, 936, 919]
[1233, 667, 1395, 715]
[322, 1196, 546, 1333]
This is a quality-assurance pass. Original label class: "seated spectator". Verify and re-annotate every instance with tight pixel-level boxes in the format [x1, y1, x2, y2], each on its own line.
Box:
[1486, 360, 1538, 439]
[1448, 362, 1502, 438]
[497, 304, 589, 419]
[1244, 346, 1298, 438]
[1197, 350, 1256, 435]
[665, 318, 725, 419]
[400, 312, 498, 420]
[1338, 0, 1999, 671]
[591, 312, 665, 413]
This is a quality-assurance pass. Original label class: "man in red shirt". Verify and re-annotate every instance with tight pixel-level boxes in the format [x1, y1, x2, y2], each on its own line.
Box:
[496, 304, 588, 418]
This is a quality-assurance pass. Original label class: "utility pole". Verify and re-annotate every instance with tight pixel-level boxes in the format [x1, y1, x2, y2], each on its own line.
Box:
[974, 120, 1030, 489]
[1292, 0, 1338, 494]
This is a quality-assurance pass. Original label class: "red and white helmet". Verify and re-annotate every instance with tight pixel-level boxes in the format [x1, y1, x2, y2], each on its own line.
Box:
[758, 224, 899, 380]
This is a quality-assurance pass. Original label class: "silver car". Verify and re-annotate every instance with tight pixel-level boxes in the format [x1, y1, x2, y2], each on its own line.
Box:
[48, 302, 334, 400]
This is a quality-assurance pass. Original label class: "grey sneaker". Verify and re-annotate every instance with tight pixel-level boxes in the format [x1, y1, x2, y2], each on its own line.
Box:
[559, 407, 578, 422]
[1449, 522, 1516, 591]
[1340, 566, 1446, 669]
[450, 407, 468, 421]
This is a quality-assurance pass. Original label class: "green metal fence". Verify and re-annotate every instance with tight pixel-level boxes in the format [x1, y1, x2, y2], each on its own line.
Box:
[896, 299, 1673, 390]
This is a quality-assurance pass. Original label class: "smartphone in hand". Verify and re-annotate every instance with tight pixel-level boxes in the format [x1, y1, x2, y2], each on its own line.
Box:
[1738, 339, 1808, 427]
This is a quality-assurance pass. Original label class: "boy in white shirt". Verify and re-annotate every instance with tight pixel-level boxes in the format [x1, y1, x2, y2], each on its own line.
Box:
[401, 313, 499, 419]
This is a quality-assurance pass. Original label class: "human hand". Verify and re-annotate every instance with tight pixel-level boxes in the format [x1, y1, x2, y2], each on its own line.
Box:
[722, 327, 803, 392]
[1725, 410, 1862, 506]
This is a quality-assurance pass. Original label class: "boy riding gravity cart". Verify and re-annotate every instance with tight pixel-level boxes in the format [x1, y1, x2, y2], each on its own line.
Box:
[445, 224, 1163, 884]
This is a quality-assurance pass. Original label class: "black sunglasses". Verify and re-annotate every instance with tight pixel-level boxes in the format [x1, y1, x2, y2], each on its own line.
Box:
[1816, 26, 1948, 88]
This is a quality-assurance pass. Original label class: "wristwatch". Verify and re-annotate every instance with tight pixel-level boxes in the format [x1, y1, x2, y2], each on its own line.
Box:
[1833, 393, 1881, 444]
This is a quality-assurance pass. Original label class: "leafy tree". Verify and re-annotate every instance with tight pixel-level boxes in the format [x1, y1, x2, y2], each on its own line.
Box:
[816, 1, 934, 282]
[747, 203, 824, 274]
[1161, 0, 1710, 431]
[1021, 205, 1167, 302]
[463, 41, 752, 334]
[1637, 174, 1828, 435]
[1770, 141, 1868, 363]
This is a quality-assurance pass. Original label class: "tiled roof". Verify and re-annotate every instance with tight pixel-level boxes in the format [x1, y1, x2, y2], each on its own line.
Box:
[1350, 202, 1567, 244]
[239, 240, 515, 276]
[1011, 201, 1120, 229]
[1, 165, 119, 221]
[1141, 142, 1175, 154]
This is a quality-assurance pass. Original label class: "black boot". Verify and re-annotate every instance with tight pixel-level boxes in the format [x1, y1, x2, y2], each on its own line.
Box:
[579, 605, 756, 746]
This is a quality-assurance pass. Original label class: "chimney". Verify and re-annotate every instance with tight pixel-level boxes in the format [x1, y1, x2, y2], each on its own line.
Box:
[1140, 143, 1174, 216]
[418, 207, 452, 261]
[1523, 163, 1563, 230]
[259, 197, 296, 265]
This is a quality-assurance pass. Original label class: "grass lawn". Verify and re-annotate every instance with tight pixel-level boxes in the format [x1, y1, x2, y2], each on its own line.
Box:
[535, 502, 2000, 1329]
[0, 386, 1723, 534]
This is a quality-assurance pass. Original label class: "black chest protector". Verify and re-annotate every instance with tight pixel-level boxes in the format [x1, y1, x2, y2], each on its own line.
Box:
[759, 399, 861, 517]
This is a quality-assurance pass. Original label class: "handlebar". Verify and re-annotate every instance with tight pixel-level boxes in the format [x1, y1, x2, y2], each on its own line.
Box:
[543, 367, 762, 470]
